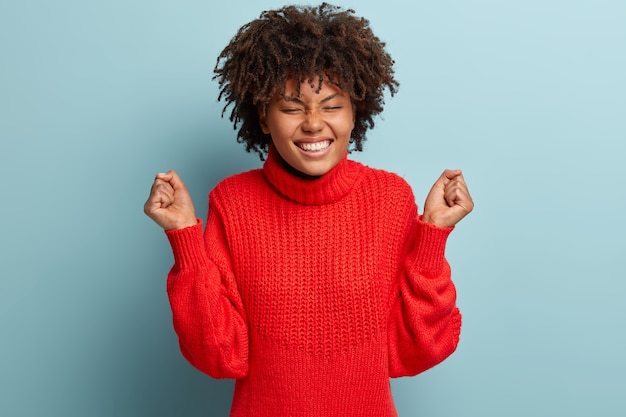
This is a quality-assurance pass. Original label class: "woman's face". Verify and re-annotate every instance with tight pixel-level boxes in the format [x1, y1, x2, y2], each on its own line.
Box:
[260, 78, 355, 177]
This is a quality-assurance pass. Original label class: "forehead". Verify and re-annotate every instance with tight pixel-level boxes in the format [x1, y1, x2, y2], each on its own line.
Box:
[278, 77, 346, 99]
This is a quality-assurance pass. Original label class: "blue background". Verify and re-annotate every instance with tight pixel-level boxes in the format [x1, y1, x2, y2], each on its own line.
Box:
[1, 0, 624, 416]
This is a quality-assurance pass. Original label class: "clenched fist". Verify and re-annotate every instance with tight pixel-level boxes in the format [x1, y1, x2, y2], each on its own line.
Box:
[144, 170, 198, 230]
[422, 169, 474, 228]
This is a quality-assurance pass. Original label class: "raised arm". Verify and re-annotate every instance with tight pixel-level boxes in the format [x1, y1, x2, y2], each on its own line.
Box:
[388, 170, 472, 377]
[144, 171, 248, 378]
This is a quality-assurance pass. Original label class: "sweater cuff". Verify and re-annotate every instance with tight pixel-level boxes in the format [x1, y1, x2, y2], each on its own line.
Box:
[165, 219, 206, 271]
[411, 216, 454, 272]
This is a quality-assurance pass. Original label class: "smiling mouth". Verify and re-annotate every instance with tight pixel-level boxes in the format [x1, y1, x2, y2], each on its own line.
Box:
[296, 140, 332, 152]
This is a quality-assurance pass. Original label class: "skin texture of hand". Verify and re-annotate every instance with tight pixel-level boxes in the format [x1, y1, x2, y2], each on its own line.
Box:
[422, 169, 474, 228]
[144, 170, 198, 230]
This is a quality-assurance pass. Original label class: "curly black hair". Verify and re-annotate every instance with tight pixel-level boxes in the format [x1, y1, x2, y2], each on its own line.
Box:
[213, 3, 399, 159]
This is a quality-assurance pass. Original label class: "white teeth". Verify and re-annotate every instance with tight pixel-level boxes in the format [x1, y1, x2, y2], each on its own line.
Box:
[298, 140, 331, 151]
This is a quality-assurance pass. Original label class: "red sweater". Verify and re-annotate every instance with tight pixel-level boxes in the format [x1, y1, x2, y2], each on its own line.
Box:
[165, 147, 461, 416]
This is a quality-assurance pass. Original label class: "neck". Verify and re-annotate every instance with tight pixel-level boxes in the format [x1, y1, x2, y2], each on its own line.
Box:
[277, 155, 322, 181]
[262, 145, 363, 205]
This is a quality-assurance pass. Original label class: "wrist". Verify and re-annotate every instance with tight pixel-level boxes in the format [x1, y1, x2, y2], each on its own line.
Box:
[419, 213, 455, 229]
[421, 213, 434, 225]
[166, 218, 198, 231]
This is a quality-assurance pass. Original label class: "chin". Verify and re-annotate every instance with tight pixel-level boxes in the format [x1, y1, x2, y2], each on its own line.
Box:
[294, 161, 335, 178]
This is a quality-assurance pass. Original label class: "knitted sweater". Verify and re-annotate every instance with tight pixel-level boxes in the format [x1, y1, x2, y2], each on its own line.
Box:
[165, 147, 461, 416]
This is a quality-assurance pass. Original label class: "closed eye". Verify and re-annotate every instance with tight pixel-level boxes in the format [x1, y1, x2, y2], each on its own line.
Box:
[281, 108, 303, 114]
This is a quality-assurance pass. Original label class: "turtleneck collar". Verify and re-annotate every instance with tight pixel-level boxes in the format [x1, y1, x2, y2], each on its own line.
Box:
[262, 145, 363, 205]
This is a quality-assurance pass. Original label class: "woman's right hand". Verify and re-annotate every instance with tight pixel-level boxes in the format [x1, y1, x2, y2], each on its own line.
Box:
[144, 170, 198, 230]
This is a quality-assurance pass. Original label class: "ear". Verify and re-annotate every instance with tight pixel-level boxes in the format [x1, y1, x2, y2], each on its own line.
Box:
[258, 106, 270, 134]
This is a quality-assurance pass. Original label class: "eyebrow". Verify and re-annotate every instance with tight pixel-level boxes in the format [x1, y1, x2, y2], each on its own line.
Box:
[281, 93, 341, 105]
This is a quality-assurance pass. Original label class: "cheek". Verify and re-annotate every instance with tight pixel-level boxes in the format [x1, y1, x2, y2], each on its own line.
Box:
[261, 114, 282, 136]
[343, 114, 356, 133]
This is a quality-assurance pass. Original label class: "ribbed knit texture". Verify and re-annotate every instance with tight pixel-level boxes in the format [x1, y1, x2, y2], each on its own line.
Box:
[165, 146, 461, 417]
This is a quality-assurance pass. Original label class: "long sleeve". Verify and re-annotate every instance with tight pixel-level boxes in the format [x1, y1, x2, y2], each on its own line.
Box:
[165, 195, 248, 379]
[387, 210, 461, 378]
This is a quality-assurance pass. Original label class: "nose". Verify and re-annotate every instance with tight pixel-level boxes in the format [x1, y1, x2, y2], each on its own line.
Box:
[301, 109, 324, 133]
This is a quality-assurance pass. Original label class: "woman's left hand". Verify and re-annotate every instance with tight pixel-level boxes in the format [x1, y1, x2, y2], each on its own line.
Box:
[422, 169, 474, 228]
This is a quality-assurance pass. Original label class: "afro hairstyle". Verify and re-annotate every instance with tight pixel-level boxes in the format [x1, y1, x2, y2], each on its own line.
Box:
[213, 3, 399, 159]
